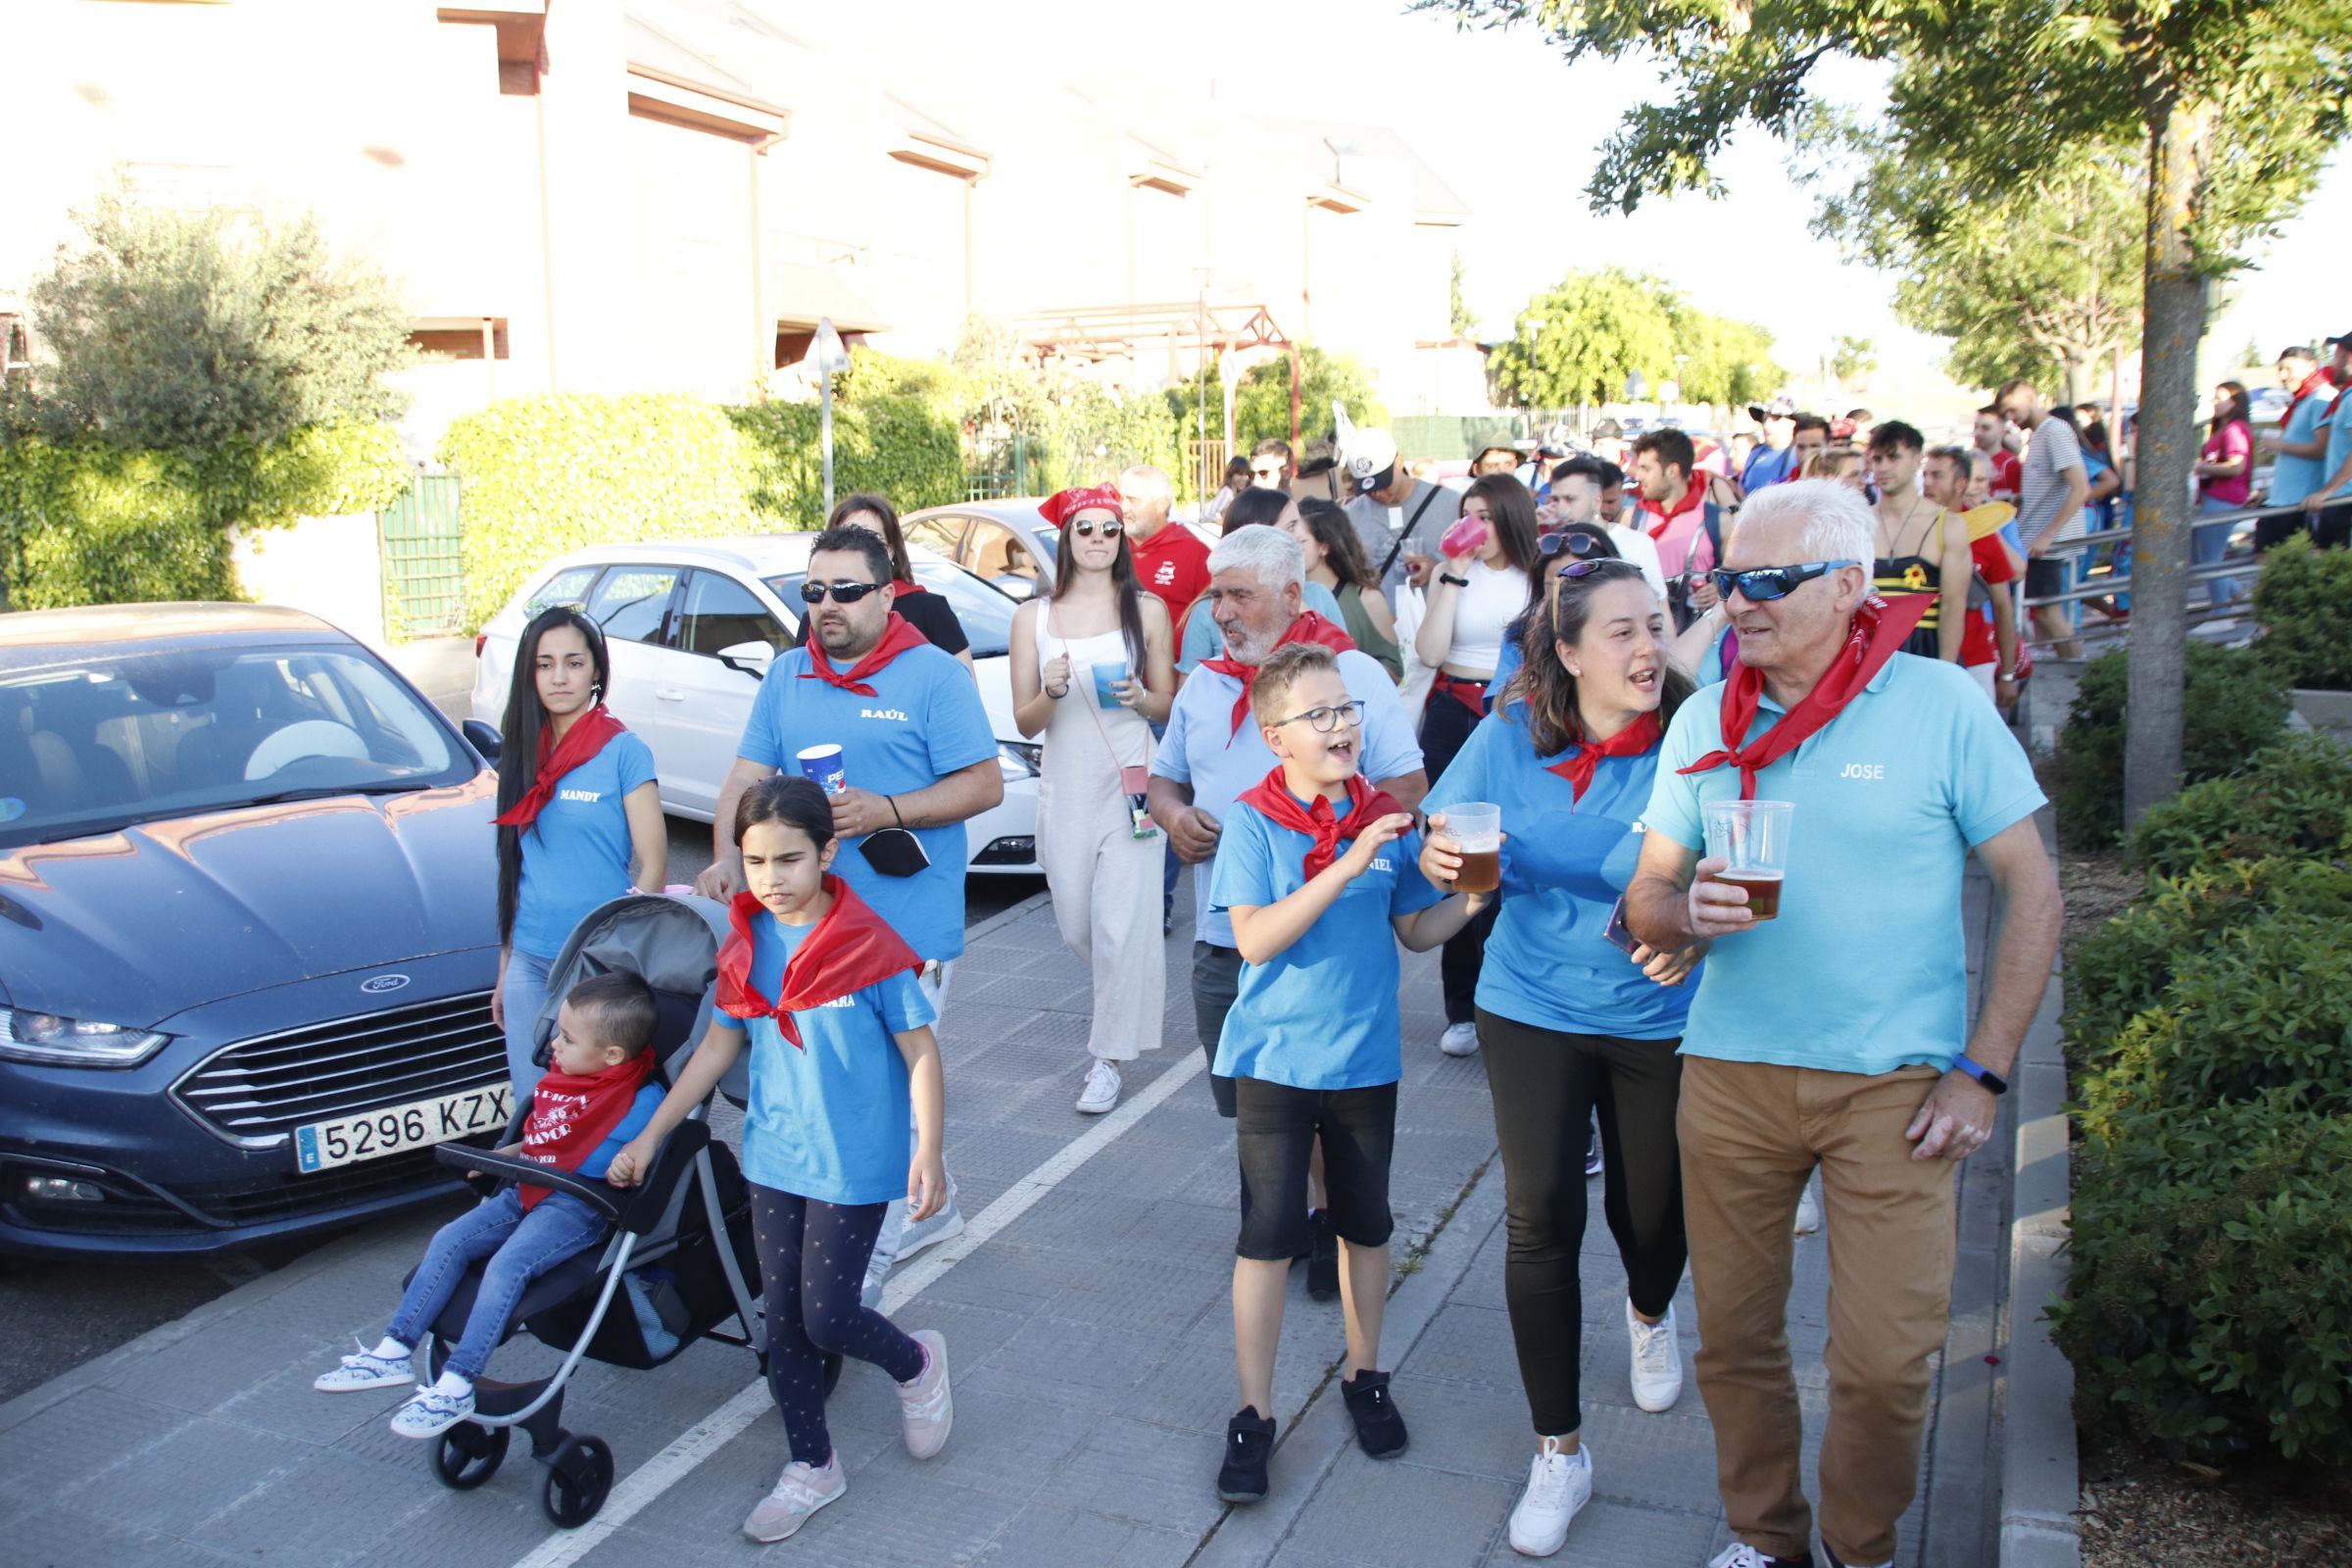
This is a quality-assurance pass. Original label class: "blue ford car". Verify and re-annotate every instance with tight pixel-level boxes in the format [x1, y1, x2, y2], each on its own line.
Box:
[0, 604, 509, 1256]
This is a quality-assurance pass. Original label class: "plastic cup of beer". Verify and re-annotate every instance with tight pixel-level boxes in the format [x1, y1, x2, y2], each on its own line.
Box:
[1704, 799, 1792, 921]
[796, 744, 847, 797]
[1445, 803, 1502, 894]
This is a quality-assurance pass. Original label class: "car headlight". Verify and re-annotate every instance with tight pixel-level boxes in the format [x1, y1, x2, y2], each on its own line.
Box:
[997, 741, 1042, 779]
[0, 1008, 170, 1068]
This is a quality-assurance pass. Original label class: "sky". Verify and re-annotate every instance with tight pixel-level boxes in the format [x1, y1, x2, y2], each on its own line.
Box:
[835, 0, 2350, 386]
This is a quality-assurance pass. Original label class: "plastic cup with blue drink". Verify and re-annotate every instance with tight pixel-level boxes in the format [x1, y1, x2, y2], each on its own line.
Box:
[1092, 660, 1129, 710]
[796, 744, 847, 796]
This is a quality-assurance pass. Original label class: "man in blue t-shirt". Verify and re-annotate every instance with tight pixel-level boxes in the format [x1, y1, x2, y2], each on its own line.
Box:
[2302, 335, 2352, 549]
[698, 524, 1003, 1296]
[1624, 481, 2061, 1568]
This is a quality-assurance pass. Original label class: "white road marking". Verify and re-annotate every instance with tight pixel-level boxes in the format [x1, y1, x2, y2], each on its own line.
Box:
[507, 1050, 1206, 1568]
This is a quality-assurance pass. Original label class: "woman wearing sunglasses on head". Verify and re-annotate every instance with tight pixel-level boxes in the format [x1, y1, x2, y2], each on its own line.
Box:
[829, 493, 973, 670]
[1416, 557, 1707, 1559]
[1008, 486, 1177, 1115]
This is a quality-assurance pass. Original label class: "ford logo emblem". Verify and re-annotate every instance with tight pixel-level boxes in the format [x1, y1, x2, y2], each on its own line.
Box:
[360, 974, 412, 995]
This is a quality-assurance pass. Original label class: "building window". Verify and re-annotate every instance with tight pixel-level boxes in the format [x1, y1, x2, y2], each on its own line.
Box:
[408, 319, 510, 361]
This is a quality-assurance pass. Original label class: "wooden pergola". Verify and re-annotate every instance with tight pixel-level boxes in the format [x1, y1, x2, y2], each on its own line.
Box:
[1005, 301, 1306, 444]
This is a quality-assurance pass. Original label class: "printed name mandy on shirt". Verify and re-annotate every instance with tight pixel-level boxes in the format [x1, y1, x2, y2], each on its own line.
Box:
[557, 788, 602, 803]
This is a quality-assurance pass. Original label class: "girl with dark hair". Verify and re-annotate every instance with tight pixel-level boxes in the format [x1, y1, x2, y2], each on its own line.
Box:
[2194, 381, 2256, 606]
[1008, 485, 1176, 1114]
[610, 773, 953, 1542]
[491, 606, 665, 1094]
[829, 492, 972, 668]
[1285, 498, 1402, 680]
[1419, 558, 1704, 1558]
[1411, 473, 1539, 1057]
[1177, 487, 1349, 673]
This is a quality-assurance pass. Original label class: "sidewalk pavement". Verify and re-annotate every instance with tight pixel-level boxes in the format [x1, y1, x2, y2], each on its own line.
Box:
[0, 863, 2027, 1568]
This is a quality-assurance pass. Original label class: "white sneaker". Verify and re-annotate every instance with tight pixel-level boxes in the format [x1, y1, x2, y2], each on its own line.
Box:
[1794, 1182, 1822, 1235]
[742, 1454, 847, 1542]
[896, 1183, 964, 1261]
[388, 1374, 475, 1439]
[863, 1176, 966, 1306]
[1626, 1300, 1683, 1412]
[1439, 1022, 1480, 1056]
[895, 1329, 953, 1458]
[1508, 1436, 1592, 1556]
[315, 1341, 413, 1393]
[1076, 1058, 1121, 1114]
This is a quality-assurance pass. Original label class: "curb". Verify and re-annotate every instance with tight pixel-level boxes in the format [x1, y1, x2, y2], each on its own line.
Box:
[1999, 978, 2081, 1567]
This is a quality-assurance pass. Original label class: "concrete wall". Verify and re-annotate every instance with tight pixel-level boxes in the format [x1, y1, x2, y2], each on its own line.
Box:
[231, 514, 389, 652]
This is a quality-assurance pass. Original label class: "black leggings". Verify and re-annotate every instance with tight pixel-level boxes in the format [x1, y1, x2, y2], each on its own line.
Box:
[1420, 686, 1499, 1024]
[750, 1183, 925, 1467]
[1477, 1008, 1688, 1438]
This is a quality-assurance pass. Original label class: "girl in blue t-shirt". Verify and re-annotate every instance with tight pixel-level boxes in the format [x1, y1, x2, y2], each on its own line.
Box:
[1419, 559, 1708, 1560]
[608, 776, 951, 1544]
[493, 608, 665, 1096]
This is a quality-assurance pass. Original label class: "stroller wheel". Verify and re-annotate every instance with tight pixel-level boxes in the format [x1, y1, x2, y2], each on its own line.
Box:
[542, 1435, 614, 1528]
[822, 1351, 844, 1398]
[431, 1422, 510, 1490]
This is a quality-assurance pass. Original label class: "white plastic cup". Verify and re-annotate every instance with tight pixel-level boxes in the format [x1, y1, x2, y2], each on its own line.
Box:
[796, 744, 847, 796]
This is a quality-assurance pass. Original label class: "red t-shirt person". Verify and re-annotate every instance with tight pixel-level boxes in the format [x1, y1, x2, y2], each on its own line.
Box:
[1128, 519, 1211, 626]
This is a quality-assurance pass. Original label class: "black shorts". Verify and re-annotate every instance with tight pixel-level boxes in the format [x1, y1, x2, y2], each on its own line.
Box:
[1192, 942, 1243, 1118]
[2024, 557, 2070, 601]
[1232, 1078, 1397, 1260]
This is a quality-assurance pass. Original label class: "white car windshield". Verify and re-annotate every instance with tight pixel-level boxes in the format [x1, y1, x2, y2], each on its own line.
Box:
[0, 644, 470, 850]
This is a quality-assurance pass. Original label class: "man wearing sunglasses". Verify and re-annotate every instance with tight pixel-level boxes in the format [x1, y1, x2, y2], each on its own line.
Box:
[1624, 482, 2060, 1568]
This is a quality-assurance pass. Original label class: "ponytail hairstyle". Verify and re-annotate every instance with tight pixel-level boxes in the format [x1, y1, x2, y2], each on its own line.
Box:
[496, 606, 611, 945]
[734, 773, 836, 853]
[1501, 559, 1691, 757]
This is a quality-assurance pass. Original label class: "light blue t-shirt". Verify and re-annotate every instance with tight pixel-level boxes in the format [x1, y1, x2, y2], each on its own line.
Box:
[1152, 647, 1423, 948]
[2269, 387, 2335, 506]
[1427, 704, 1697, 1041]
[729, 912, 935, 1205]
[1641, 655, 2044, 1076]
[1208, 795, 1444, 1090]
[739, 641, 997, 961]
[1178, 582, 1346, 673]
[2319, 393, 2352, 502]
[511, 731, 658, 960]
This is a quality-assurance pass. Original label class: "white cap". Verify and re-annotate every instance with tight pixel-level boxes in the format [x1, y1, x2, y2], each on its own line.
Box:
[1344, 427, 1398, 495]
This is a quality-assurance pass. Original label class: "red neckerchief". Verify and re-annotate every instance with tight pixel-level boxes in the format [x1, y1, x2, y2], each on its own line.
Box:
[798, 612, 931, 698]
[492, 705, 627, 828]
[1234, 767, 1405, 879]
[1546, 710, 1662, 805]
[517, 1050, 657, 1209]
[1198, 611, 1357, 740]
[2283, 367, 2335, 428]
[1679, 593, 1934, 799]
[1639, 483, 1705, 541]
[2325, 383, 2351, 424]
[891, 578, 928, 597]
[714, 878, 922, 1048]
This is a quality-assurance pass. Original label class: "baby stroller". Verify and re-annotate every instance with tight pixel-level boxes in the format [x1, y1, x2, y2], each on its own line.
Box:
[418, 892, 764, 1528]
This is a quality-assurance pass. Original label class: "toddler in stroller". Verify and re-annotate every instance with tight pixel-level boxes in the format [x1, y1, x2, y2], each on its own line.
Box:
[315, 891, 768, 1527]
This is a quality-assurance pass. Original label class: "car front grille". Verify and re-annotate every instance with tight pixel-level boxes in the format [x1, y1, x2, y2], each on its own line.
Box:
[172, 990, 507, 1147]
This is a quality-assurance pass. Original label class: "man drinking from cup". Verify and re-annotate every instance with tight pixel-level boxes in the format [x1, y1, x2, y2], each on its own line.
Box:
[1625, 481, 2061, 1568]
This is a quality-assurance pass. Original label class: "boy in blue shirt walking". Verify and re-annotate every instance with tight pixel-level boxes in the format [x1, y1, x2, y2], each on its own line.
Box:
[1208, 643, 1488, 1502]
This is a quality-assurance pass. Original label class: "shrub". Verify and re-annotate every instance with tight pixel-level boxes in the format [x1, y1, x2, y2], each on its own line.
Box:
[440, 394, 758, 631]
[2252, 534, 2352, 691]
[2126, 734, 2352, 878]
[731, 393, 963, 527]
[2052, 642, 2290, 850]
[2053, 1090, 2352, 1463]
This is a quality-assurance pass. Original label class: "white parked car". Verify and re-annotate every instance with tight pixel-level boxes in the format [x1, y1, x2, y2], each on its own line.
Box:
[471, 535, 1041, 874]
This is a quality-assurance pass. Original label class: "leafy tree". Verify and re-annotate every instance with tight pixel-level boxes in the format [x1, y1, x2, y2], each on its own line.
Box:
[1672, 307, 1784, 408]
[1236, 342, 1386, 448]
[1829, 333, 1878, 386]
[1426, 0, 2352, 823]
[1491, 267, 1678, 409]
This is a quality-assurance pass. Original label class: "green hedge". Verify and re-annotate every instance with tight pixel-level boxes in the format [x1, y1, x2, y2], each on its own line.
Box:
[2125, 734, 2352, 878]
[2252, 534, 2352, 691]
[0, 420, 406, 609]
[2052, 642, 2290, 850]
[440, 393, 759, 631]
[730, 394, 962, 528]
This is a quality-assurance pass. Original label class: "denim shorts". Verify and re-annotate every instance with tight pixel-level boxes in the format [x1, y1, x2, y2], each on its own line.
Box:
[1231, 1077, 1397, 1260]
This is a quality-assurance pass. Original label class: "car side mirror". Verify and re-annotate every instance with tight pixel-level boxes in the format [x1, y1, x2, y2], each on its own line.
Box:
[991, 575, 1037, 601]
[462, 718, 502, 765]
[715, 640, 775, 680]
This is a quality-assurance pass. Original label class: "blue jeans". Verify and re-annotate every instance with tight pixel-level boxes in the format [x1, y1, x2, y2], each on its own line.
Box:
[385, 1187, 608, 1382]
[501, 948, 555, 1098]
[2194, 495, 2242, 606]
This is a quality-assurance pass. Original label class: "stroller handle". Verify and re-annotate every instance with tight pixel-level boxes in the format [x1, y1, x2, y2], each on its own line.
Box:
[432, 1123, 713, 1235]
[617, 1121, 712, 1235]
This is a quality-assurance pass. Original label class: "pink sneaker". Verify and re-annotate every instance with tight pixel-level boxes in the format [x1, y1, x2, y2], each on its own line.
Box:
[742, 1453, 846, 1542]
[896, 1329, 953, 1458]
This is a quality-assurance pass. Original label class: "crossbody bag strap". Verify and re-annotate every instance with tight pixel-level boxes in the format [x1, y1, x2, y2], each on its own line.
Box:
[1377, 485, 1447, 580]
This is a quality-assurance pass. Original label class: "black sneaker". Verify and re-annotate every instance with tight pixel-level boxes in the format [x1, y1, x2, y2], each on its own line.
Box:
[1217, 1406, 1277, 1502]
[1306, 1209, 1340, 1301]
[1341, 1369, 1408, 1458]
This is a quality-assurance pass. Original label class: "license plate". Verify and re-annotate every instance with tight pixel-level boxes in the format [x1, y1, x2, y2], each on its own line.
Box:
[294, 1085, 514, 1174]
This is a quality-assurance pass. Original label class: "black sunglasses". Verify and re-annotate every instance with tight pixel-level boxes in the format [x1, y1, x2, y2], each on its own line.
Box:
[1707, 560, 1860, 603]
[1068, 519, 1124, 539]
[799, 579, 882, 605]
[1537, 529, 1609, 560]
[1555, 557, 1642, 583]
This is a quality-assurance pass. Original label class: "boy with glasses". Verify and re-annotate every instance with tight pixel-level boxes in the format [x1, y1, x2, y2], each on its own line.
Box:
[1205, 641, 1484, 1504]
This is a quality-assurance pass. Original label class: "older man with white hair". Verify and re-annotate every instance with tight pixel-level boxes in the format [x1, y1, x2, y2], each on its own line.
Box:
[1149, 526, 1427, 1292]
[1626, 481, 2061, 1568]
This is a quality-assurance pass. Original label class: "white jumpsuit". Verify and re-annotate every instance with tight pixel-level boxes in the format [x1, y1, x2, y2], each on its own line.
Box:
[1034, 614, 1165, 1062]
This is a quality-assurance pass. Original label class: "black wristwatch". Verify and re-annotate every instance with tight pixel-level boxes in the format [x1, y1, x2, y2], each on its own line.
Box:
[1952, 1054, 2009, 1095]
[1439, 572, 1470, 587]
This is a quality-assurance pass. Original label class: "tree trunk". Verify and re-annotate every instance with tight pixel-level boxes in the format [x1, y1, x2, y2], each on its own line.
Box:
[2123, 95, 2211, 828]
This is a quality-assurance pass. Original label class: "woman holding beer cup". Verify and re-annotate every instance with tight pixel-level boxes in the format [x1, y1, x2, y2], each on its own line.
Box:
[1417, 557, 1706, 1560]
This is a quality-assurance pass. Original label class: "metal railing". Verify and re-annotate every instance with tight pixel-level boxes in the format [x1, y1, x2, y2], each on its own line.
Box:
[2018, 498, 2323, 615]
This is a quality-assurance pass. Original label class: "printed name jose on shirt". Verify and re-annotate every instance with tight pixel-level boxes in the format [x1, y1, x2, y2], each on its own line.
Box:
[1838, 762, 1886, 780]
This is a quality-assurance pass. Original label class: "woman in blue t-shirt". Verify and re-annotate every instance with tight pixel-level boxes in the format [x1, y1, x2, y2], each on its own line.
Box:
[1417, 558, 1706, 1559]
[492, 608, 664, 1095]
